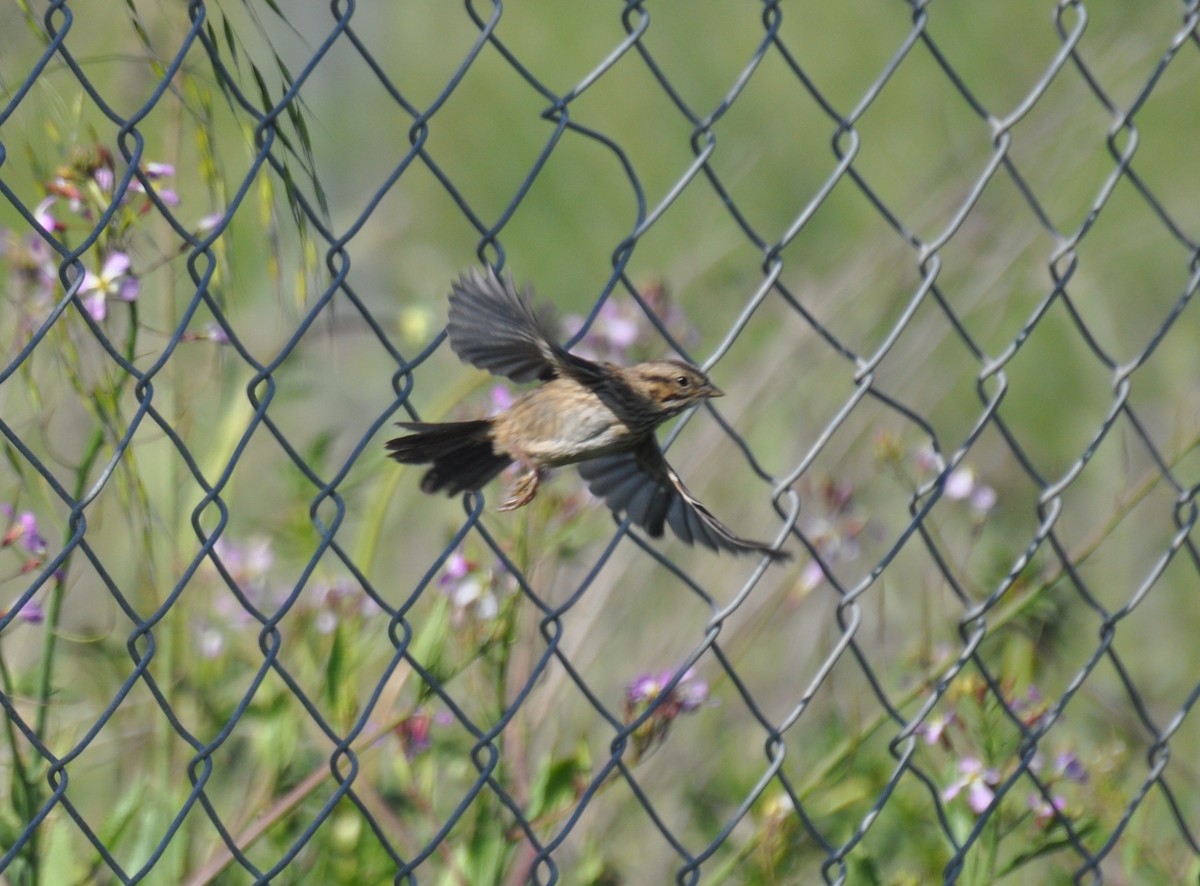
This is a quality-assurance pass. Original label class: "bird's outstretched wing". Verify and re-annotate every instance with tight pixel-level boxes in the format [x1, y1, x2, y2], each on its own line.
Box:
[576, 439, 789, 560]
[446, 266, 566, 382]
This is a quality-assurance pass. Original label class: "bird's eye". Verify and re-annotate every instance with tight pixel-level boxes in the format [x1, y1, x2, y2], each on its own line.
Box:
[676, 375, 691, 387]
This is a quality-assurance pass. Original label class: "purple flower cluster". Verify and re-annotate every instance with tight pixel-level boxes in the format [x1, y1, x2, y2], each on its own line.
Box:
[3, 142, 225, 339]
[917, 681, 1088, 827]
[622, 666, 710, 760]
[438, 547, 516, 628]
[1, 504, 47, 558]
[910, 444, 997, 517]
[196, 535, 383, 658]
[797, 477, 869, 593]
[78, 251, 139, 321]
[394, 708, 454, 761]
[309, 577, 381, 635]
[1, 504, 51, 624]
[625, 667, 710, 714]
[28, 146, 173, 321]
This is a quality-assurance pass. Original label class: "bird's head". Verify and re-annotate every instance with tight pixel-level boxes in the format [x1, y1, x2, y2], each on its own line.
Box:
[623, 359, 723, 418]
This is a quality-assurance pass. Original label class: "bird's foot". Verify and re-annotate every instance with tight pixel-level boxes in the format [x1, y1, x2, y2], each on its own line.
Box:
[498, 467, 541, 511]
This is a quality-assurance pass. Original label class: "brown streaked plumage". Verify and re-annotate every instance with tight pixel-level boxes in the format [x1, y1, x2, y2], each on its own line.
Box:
[386, 266, 789, 560]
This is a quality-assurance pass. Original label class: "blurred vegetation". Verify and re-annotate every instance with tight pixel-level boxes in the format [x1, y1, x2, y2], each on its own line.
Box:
[1, 1, 1199, 883]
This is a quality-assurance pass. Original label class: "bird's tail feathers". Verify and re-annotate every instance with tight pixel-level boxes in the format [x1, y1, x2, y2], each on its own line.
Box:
[386, 420, 511, 495]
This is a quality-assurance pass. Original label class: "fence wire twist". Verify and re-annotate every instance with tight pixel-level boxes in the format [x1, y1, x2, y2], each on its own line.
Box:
[2, 1, 1200, 883]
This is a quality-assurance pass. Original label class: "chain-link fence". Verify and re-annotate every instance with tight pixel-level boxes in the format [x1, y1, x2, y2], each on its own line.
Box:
[2, 1, 1199, 883]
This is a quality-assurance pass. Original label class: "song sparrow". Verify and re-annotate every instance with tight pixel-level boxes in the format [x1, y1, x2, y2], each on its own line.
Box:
[386, 267, 788, 560]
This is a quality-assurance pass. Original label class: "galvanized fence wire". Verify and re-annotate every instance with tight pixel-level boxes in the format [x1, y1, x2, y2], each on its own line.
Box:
[1, 0, 1199, 882]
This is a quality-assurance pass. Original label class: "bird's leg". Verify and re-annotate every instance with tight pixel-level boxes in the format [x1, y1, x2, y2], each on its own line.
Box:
[497, 465, 543, 512]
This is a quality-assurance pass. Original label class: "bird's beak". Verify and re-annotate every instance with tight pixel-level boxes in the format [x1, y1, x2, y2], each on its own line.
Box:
[706, 383, 725, 399]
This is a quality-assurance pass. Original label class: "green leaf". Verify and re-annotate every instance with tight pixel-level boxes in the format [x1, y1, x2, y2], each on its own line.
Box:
[463, 798, 509, 885]
[407, 595, 451, 683]
[0, 809, 26, 859]
[14, 0, 50, 45]
[250, 64, 276, 123]
[811, 775, 874, 816]
[249, 686, 299, 772]
[325, 622, 349, 716]
[43, 817, 87, 883]
[305, 430, 336, 474]
[220, 13, 240, 70]
[98, 775, 150, 852]
[526, 743, 590, 821]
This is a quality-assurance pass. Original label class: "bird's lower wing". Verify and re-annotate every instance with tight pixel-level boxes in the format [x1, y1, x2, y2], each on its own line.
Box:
[576, 440, 789, 560]
[447, 266, 567, 383]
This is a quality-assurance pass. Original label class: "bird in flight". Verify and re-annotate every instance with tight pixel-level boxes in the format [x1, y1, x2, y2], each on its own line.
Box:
[387, 267, 788, 560]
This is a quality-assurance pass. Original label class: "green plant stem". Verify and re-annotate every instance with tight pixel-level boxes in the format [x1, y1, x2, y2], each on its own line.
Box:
[20, 421, 103, 886]
[32, 420, 103, 738]
[0, 649, 38, 856]
[24, 291, 143, 882]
